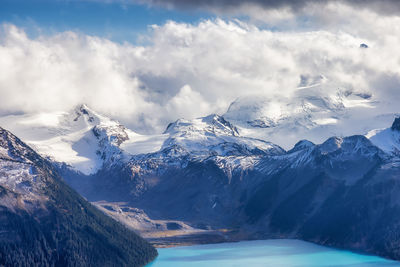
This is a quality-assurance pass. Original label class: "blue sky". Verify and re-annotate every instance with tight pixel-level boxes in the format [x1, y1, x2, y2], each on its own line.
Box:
[0, 0, 211, 43]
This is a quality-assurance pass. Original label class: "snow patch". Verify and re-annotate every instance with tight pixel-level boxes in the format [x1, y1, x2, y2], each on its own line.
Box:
[367, 128, 400, 155]
[121, 131, 169, 155]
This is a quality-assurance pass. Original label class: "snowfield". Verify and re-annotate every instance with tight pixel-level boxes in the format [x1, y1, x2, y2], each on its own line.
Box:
[0, 101, 398, 176]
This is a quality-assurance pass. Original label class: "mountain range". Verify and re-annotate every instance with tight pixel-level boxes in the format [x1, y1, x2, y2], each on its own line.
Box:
[1, 103, 400, 262]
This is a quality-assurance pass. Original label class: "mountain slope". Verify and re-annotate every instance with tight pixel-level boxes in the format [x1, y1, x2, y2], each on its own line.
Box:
[4, 104, 400, 261]
[242, 133, 400, 260]
[64, 117, 400, 261]
[62, 114, 284, 204]
[0, 127, 157, 266]
[367, 117, 400, 156]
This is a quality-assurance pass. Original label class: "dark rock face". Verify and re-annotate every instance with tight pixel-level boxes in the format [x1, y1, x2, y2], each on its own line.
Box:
[392, 117, 400, 131]
[247, 118, 276, 128]
[74, 104, 95, 122]
[0, 127, 157, 267]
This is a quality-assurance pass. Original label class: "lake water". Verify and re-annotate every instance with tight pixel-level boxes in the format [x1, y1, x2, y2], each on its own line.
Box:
[146, 239, 400, 267]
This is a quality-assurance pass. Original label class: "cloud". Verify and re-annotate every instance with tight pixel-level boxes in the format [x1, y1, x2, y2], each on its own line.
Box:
[128, 0, 400, 17]
[0, 24, 155, 130]
[165, 85, 211, 119]
[92, 0, 400, 12]
[0, 9, 400, 135]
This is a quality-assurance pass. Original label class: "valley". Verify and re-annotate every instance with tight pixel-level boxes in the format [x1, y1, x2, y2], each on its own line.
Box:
[93, 201, 230, 248]
[2, 2, 400, 265]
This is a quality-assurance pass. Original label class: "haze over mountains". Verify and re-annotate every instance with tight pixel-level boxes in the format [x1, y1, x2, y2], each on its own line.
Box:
[224, 82, 396, 149]
[0, 86, 398, 176]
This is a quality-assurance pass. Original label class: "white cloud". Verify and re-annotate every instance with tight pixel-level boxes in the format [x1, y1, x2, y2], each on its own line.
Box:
[0, 4, 400, 136]
[166, 85, 211, 119]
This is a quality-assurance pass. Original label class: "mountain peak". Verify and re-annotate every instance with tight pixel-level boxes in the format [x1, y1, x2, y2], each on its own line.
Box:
[391, 117, 400, 131]
[318, 135, 381, 157]
[202, 114, 239, 136]
[290, 139, 315, 152]
[73, 104, 97, 123]
[164, 114, 239, 137]
[319, 136, 343, 153]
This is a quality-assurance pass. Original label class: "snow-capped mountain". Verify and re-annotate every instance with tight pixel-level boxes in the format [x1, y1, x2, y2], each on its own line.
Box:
[240, 127, 400, 260]
[162, 114, 284, 158]
[0, 104, 166, 175]
[0, 106, 286, 175]
[1, 96, 397, 176]
[224, 84, 397, 149]
[117, 114, 285, 191]
[267, 135, 386, 184]
[0, 104, 121, 174]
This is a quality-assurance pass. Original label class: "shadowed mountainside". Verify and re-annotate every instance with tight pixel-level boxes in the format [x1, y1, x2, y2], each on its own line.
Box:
[0, 127, 157, 267]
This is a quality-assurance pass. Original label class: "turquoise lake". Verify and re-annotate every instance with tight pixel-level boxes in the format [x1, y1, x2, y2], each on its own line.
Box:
[146, 239, 400, 267]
